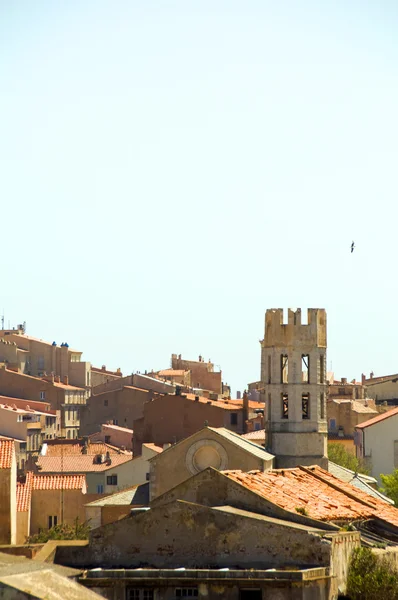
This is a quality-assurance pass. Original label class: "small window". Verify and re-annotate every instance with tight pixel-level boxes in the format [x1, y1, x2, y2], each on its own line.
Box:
[254, 422, 261, 430]
[48, 515, 57, 529]
[40, 391, 46, 400]
[281, 354, 288, 384]
[320, 355, 325, 383]
[175, 589, 198, 598]
[126, 590, 154, 600]
[329, 418, 336, 432]
[267, 355, 271, 384]
[104, 399, 108, 407]
[97, 484, 104, 494]
[107, 475, 118, 486]
[230, 412, 238, 426]
[282, 393, 288, 419]
[105, 435, 111, 444]
[146, 472, 150, 481]
[320, 392, 325, 419]
[302, 393, 310, 419]
[301, 354, 309, 383]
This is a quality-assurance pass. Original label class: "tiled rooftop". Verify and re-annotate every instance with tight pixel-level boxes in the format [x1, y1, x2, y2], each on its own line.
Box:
[242, 429, 266, 440]
[223, 466, 398, 527]
[329, 398, 377, 414]
[183, 393, 244, 410]
[32, 474, 87, 491]
[101, 423, 134, 434]
[36, 453, 133, 473]
[42, 442, 130, 457]
[0, 439, 14, 469]
[355, 407, 398, 429]
[158, 369, 187, 377]
[17, 472, 32, 512]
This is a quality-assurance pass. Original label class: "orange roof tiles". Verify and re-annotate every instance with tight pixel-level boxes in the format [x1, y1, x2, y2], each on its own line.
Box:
[44, 442, 129, 457]
[158, 369, 187, 377]
[0, 439, 14, 469]
[32, 474, 86, 491]
[242, 429, 266, 440]
[17, 472, 32, 512]
[223, 466, 398, 527]
[36, 453, 132, 473]
[355, 407, 398, 429]
[183, 393, 243, 410]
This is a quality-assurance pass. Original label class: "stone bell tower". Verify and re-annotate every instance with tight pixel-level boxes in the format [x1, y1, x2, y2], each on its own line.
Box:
[261, 308, 328, 469]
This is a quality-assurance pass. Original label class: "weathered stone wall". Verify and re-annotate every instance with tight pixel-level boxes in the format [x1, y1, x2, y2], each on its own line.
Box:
[56, 500, 331, 570]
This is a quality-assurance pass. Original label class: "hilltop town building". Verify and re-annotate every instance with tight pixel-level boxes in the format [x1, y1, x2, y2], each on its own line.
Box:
[260, 308, 328, 468]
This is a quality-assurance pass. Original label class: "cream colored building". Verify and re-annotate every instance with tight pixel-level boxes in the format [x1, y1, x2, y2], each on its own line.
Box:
[0, 325, 91, 388]
[356, 407, 398, 484]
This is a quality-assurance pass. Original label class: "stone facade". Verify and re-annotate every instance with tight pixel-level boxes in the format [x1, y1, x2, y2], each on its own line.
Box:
[260, 308, 328, 468]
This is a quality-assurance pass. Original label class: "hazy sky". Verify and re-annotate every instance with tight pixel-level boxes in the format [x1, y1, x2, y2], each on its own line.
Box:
[1, 1, 397, 394]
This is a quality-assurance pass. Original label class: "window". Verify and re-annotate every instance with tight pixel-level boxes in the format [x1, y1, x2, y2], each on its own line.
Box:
[40, 391, 46, 400]
[320, 392, 325, 419]
[104, 399, 108, 407]
[96, 484, 104, 494]
[320, 355, 325, 383]
[175, 589, 198, 597]
[126, 590, 154, 600]
[105, 435, 111, 444]
[38, 356, 44, 370]
[302, 393, 310, 419]
[282, 393, 288, 419]
[267, 355, 271, 384]
[329, 418, 336, 432]
[239, 591, 262, 600]
[107, 475, 118, 486]
[17, 415, 23, 422]
[146, 472, 150, 481]
[301, 354, 309, 383]
[48, 515, 58, 528]
[255, 422, 261, 430]
[281, 354, 288, 384]
[230, 413, 238, 426]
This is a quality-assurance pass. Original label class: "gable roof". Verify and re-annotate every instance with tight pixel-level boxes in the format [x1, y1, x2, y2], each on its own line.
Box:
[208, 427, 274, 461]
[222, 466, 398, 527]
[355, 407, 398, 429]
[0, 439, 14, 469]
[242, 429, 266, 440]
[85, 482, 149, 507]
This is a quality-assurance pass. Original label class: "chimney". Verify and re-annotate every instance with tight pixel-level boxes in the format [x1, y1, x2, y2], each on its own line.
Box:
[54, 375, 60, 383]
[194, 395, 199, 402]
[102, 365, 106, 372]
[362, 373, 366, 385]
[63, 376, 69, 385]
[236, 391, 241, 400]
[341, 378, 347, 385]
[370, 372, 374, 379]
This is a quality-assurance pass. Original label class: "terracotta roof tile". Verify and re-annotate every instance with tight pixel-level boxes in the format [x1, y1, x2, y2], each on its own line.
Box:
[0, 439, 14, 469]
[184, 393, 243, 410]
[43, 442, 130, 457]
[355, 407, 398, 429]
[158, 369, 187, 376]
[17, 472, 32, 512]
[223, 466, 398, 527]
[242, 429, 266, 440]
[36, 453, 132, 473]
[32, 474, 87, 491]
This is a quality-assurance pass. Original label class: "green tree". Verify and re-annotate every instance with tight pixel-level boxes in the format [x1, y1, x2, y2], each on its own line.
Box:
[26, 518, 90, 544]
[380, 470, 398, 506]
[328, 443, 370, 475]
[347, 547, 398, 599]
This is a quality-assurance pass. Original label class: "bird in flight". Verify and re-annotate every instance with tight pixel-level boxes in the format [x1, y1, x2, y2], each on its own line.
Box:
[351, 241, 355, 253]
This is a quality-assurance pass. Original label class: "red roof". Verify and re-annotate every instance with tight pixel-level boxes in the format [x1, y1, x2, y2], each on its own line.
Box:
[17, 472, 32, 511]
[355, 406, 398, 429]
[43, 442, 129, 457]
[0, 439, 14, 469]
[32, 474, 87, 491]
[36, 453, 132, 473]
[223, 466, 398, 527]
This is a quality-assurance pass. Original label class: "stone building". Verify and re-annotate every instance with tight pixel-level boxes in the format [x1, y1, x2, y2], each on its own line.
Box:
[0, 439, 16, 544]
[260, 308, 328, 468]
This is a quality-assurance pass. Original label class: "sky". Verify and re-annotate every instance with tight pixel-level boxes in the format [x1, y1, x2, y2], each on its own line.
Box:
[1, 1, 398, 394]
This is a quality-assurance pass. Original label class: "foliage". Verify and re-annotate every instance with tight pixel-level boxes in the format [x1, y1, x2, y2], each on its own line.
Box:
[380, 470, 398, 506]
[295, 506, 308, 516]
[328, 443, 370, 475]
[347, 547, 398, 599]
[26, 518, 90, 543]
